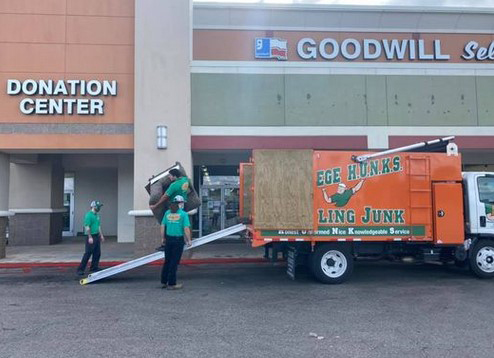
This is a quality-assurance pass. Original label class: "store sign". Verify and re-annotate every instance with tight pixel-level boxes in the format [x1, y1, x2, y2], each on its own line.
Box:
[6, 79, 117, 115]
[255, 37, 288, 60]
[250, 36, 494, 62]
[462, 41, 494, 61]
[297, 38, 494, 61]
[297, 38, 451, 61]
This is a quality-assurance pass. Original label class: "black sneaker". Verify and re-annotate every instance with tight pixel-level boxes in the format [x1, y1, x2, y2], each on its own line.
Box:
[155, 245, 165, 251]
[76, 270, 85, 276]
[89, 268, 101, 273]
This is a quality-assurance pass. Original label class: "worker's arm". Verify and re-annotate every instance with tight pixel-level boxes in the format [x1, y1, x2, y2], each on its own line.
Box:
[322, 189, 332, 204]
[85, 225, 94, 244]
[99, 226, 105, 242]
[183, 213, 192, 246]
[150, 193, 169, 210]
[352, 180, 364, 194]
[184, 227, 192, 247]
[84, 212, 94, 244]
[160, 224, 166, 244]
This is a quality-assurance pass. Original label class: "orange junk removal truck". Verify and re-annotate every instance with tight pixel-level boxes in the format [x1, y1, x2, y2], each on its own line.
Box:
[239, 136, 494, 284]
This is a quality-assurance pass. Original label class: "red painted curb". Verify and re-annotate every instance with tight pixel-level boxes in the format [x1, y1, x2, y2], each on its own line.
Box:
[0, 257, 268, 269]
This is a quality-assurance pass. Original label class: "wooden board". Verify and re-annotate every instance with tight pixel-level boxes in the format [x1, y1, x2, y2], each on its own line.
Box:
[241, 164, 253, 220]
[253, 149, 313, 230]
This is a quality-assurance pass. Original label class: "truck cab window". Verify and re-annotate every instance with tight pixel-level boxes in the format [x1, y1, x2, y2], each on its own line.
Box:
[477, 177, 494, 204]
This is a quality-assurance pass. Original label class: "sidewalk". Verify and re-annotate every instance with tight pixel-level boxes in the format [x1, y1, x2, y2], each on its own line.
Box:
[0, 236, 266, 267]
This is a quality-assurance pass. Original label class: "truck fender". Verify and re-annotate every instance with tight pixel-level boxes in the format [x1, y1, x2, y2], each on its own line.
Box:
[467, 235, 494, 257]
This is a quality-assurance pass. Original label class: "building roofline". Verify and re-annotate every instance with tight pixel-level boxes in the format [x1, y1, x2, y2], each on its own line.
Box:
[193, 2, 494, 15]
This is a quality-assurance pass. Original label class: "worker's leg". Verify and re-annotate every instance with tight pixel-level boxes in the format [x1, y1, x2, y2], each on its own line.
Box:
[167, 237, 185, 286]
[77, 236, 94, 274]
[161, 240, 173, 284]
[90, 234, 101, 271]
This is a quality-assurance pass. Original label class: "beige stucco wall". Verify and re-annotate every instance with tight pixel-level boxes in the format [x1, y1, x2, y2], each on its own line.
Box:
[133, 0, 192, 210]
[0, 153, 9, 211]
[74, 168, 118, 236]
[9, 155, 63, 210]
[118, 155, 134, 242]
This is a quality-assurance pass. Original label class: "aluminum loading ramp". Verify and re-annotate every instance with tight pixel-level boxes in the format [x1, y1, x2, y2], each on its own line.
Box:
[80, 223, 247, 285]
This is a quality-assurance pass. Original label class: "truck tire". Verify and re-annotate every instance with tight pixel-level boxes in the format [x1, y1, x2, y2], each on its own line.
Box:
[470, 240, 494, 279]
[311, 244, 353, 284]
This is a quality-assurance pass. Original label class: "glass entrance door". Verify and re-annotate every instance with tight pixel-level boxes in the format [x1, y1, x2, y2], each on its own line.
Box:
[223, 186, 239, 229]
[200, 183, 239, 236]
[201, 186, 223, 235]
[62, 191, 74, 236]
[63, 175, 75, 237]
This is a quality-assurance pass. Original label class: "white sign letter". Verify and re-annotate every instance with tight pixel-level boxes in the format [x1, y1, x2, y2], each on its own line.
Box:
[22, 79, 38, 95]
[20, 98, 35, 115]
[341, 39, 361, 60]
[297, 38, 317, 59]
[102, 80, 117, 96]
[319, 38, 339, 60]
[418, 40, 434, 60]
[363, 39, 381, 60]
[7, 79, 21, 95]
[462, 41, 478, 60]
[434, 40, 450, 60]
[382, 39, 408, 60]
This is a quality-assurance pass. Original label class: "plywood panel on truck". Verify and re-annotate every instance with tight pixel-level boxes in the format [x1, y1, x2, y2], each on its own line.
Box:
[239, 163, 253, 220]
[253, 149, 313, 230]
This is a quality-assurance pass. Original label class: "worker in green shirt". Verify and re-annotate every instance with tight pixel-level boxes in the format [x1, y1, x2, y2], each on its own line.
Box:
[150, 168, 189, 211]
[160, 195, 192, 290]
[77, 200, 105, 276]
[486, 203, 494, 221]
[322, 180, 364, 207]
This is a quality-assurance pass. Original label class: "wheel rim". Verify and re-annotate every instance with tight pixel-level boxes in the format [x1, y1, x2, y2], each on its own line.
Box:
[476, 246, 494, 273]
[321, 250, 347, 278]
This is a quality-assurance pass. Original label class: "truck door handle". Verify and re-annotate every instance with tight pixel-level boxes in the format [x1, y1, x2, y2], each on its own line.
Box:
[480, 216, 486, 227]
[437, 210, 445, 217]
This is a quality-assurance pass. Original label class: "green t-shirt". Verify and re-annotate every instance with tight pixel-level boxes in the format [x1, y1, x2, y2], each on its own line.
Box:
[165, 176, 189, 202]
[84, 210, 101, 235]
[162, 209, 190, 237]
[330, 189, 354, 207]
[486, 204, 493, 215]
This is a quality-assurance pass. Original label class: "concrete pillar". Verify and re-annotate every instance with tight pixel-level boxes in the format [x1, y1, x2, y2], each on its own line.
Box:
[8, 155, 64, 245]
[118, 155, 134, 242]
[0, 153, 12, 258]
[132, 0, 192, 256]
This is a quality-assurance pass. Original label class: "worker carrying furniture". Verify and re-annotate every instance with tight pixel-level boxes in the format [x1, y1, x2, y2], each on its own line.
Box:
[150, 169, 189, 211]
[160, 195, 192, 290]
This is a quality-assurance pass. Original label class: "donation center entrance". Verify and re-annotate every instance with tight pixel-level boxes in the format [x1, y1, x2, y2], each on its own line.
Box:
[199, 176, 239, 237]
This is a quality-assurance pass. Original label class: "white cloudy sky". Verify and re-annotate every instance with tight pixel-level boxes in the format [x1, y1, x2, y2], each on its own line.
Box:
[194, 0, 494, 7]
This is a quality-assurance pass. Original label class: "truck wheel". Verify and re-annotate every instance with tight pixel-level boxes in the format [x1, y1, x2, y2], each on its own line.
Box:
[470, 240, 494, 279]
[311, 244, 353, 284]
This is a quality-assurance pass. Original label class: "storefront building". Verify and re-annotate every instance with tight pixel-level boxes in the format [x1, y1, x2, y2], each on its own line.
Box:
[1, 1, 494, 256]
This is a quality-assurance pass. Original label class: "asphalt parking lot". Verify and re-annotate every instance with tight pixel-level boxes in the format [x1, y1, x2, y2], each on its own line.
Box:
[1, 261, 494, 358]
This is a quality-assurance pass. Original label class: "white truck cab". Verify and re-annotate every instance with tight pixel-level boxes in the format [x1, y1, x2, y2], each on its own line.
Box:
[463, 172, 494, 236]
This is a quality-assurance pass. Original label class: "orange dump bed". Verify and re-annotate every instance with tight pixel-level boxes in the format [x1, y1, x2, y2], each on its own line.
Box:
[240, 150, 464, 247]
